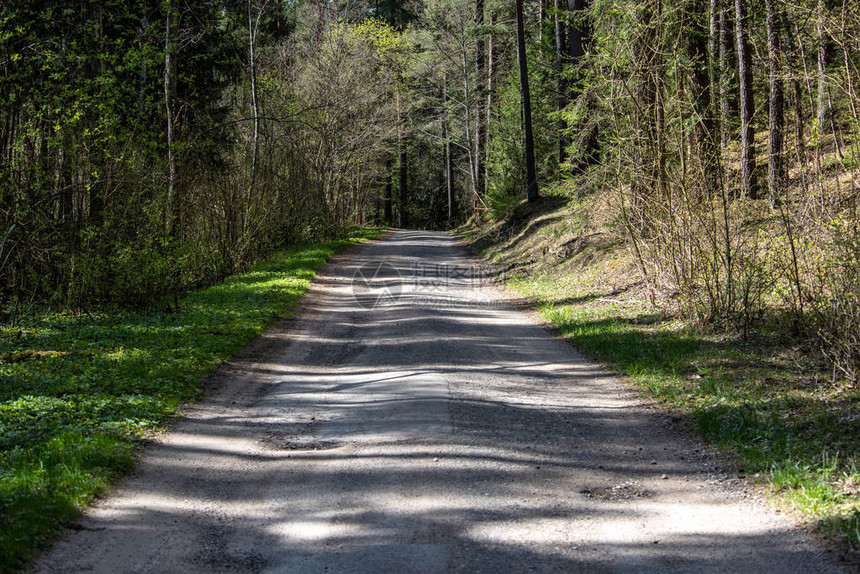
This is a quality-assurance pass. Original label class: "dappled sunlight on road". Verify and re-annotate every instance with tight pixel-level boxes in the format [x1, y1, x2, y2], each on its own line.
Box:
[34, 231, 840, 574]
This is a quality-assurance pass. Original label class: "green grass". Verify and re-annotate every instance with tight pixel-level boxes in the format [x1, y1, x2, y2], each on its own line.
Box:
[0, 229, 381, 572]
[508, 272, 860, 553]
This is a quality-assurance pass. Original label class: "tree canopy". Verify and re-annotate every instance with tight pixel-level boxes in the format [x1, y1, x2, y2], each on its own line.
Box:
[2, 0, 860, 376]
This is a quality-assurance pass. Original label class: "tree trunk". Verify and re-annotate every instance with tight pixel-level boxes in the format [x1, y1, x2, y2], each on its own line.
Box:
[486, 13, 495, 187]
[816, 0, 828, 131]
[568, 0, 595, 169]
[446, 139, 455, 224]
[735, 0, 757, 198]
[398, 140, 408, 227]
[395, 88, 408, 228]
[708, 0, 721, 138]
[375, 191, 380, 224]
[443, 80, 455, 223]
[164, 0, 177, 235]
[782, 14, 807, 172]
[688, 0, 719, 196]
[794, 77, 806, 162]
[516, 0, 539, 202]
[248, 0, 260, 192]
[398, 116, 408, 228]
[567, 0, 586, 63]
[766, 0, 785, 206]
[555, 0, 568, 164]
[88, 3, 104, 227]
[475, 0, 486, 200]
[631, 0, 660, 202]
[537, 0, 544, 42]
[244, 0, 262, 244]
[384, 155, 393, 225]
[718, 2, 736, 148]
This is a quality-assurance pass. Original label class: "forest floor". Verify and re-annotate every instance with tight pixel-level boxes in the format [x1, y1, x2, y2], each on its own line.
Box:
[32, 230, 845, 573]
[456, 195, 860, 562]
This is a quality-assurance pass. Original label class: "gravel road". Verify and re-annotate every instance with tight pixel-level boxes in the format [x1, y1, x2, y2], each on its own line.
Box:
[34, 230, 843, 573]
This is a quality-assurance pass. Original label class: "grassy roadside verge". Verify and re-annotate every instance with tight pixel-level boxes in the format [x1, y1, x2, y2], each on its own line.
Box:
[457, 216, 860, 557]
[0, 230, 381, 572]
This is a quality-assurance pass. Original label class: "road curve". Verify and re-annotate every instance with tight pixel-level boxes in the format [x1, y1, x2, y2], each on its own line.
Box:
[34, 230, 841, 573]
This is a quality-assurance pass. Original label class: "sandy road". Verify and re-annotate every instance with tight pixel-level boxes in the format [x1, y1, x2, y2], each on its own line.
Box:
[34, 230, 842, 573]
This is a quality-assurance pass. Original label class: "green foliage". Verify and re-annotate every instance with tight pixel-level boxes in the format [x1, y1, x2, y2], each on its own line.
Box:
[273, 14, 402, 232]
[486, 68, 527, 214]
[67, 232, 193, 309]
[0, 433, 135, 568]
[0, 0, 240, 306]
[487, 39, 557, 216]
[0, 233, 377, 571]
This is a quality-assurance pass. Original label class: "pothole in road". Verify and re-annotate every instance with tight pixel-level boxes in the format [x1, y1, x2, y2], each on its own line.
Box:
[260, 421, 340, 451]
[261, 434, 340, 451]
[580, 480, 654, 501]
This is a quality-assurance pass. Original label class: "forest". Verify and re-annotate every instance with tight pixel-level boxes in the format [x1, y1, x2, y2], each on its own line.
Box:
[2, 0, 859, 377]
[1, 0, 860, 564]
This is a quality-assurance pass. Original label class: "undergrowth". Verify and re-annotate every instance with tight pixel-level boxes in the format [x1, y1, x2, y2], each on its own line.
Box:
[459, 204, 859, 554]
[507, 272, 860, 553]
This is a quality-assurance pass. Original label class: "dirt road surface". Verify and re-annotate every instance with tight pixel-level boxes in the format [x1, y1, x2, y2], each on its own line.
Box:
[34, 230, 842, 573]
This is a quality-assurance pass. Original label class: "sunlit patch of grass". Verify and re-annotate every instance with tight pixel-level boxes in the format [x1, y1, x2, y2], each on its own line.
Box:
[772, 456, 860, 548]
[0, 432, 135, 564]
[0, 229, 381, 571]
